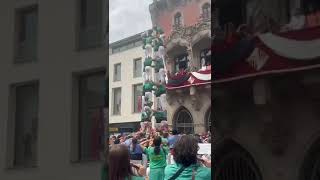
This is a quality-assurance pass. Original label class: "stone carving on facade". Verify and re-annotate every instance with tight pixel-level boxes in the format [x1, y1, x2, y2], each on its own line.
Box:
[191, 94, 202, 111]
[257, 102, 292, 157]
[260, 120, 290, 156]
[175, 90, 185, 105]
[166, 93, 174, 105]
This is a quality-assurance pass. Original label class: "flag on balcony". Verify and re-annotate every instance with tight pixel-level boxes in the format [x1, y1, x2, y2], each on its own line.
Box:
[213, 27, 320, 82]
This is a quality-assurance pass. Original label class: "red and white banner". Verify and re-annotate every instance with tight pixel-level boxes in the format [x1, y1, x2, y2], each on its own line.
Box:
[214, 26, 320, 83]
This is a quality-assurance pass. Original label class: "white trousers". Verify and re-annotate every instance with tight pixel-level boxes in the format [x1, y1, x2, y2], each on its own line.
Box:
[159, 94, 166, 111]
[141, 96, 145, 109]
[158, 46, 165, 57]
[144, 66, 152, 82]
[159, 68, 165, 83]
[145, 44, 152, 58]
[145, 92, 152, 102]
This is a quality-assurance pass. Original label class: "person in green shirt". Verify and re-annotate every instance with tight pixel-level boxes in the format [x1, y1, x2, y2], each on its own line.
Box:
[164, 135, 211, 180]
[107, 144, 145, 180]
[140, 136, 169, 180]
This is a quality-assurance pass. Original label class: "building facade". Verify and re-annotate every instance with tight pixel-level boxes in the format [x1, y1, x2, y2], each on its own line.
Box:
[149, 0, 212, 134]
[213, 0, 320, 179]
[0, 0, 107, 179]
[109, 33, 145, 134]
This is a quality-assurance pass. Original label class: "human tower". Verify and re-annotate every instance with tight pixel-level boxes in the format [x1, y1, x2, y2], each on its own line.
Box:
[140, 26, 168, 134]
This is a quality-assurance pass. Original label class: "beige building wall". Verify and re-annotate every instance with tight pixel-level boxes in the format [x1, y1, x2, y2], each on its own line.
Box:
[0, 0, 107, 179]
[109, 46, 144, 125]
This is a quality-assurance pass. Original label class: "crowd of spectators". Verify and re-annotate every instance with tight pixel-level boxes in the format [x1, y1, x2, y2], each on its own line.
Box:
[103, 129, 212, 180]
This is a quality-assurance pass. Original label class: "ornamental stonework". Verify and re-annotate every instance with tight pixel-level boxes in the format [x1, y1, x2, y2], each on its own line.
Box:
[166, 16, 211, 47]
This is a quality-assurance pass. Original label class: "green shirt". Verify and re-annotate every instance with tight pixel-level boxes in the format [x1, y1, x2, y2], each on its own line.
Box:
[143, 82, 154, 93]
[144, 146, 168, 169]
[155, 58, 164, 72]
[154, 85, 166, 97]
[101, 165, 107, 180]
[144, 57, 153, 68]
[161, 137, 168, 147]
[164, 164, 211, 180]
[154, 111, 167, 123]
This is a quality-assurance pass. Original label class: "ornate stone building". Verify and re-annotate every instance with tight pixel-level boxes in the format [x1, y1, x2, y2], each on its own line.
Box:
[149, 0, 212, 134]
[213, 0, 320, 179]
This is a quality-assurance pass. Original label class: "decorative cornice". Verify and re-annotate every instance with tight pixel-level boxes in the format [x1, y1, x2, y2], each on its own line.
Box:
[166, 16, 211, 47]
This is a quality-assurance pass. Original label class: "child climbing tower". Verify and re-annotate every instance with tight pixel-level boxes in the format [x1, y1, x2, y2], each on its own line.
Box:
[140, 26, 168, 134]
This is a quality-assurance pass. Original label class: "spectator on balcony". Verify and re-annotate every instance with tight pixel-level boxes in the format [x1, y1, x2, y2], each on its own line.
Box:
[283, 8, 305, 31]
[306, 4, 320, 28]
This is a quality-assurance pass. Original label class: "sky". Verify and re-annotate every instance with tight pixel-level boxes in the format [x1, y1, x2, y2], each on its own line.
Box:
[109, 0, 153, 43]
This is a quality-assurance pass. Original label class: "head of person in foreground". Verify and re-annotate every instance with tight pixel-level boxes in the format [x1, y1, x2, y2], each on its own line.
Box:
[108, 144, 134, 180]
[173, 135, 199, 167]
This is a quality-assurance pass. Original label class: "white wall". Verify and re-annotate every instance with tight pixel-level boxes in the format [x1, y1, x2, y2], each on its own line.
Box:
[109, 46, 144, 124]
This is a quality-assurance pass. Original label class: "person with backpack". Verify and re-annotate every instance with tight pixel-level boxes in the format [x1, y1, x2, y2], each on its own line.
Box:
[140, 136, 169, 180]
[164, 135, 211, 180]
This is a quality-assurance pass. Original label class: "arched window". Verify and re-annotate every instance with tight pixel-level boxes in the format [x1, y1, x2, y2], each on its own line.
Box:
[174, 107, 194, 134]
[214, 140, 262, 180]
[202, 3, 211, 19]
[300, 137, 320, 180]
[174, 12, 182, 27]
[200, 49, 211, 68]
[174, 53, 188, 73]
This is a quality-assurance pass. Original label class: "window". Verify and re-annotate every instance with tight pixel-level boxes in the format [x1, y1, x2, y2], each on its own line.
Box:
[202, 3, 211, 19]
[200, 49, 211, 68]
[78, 72, 105, 161]
[13, 82, 39, 168]
[112, 88, 121, 115]
[114, 63, 121, 81]
[133, 84, 143, 113]
[300, 137, 320, 180]
[78, 0, 104, 49]
[15, 6, 38, 63]
[133, 58, 142, 78]
[174, 12, 182, 27]
[214, 140, 262, 180]
[174, 107, 194, 134]
[174, 54, 188, 73]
